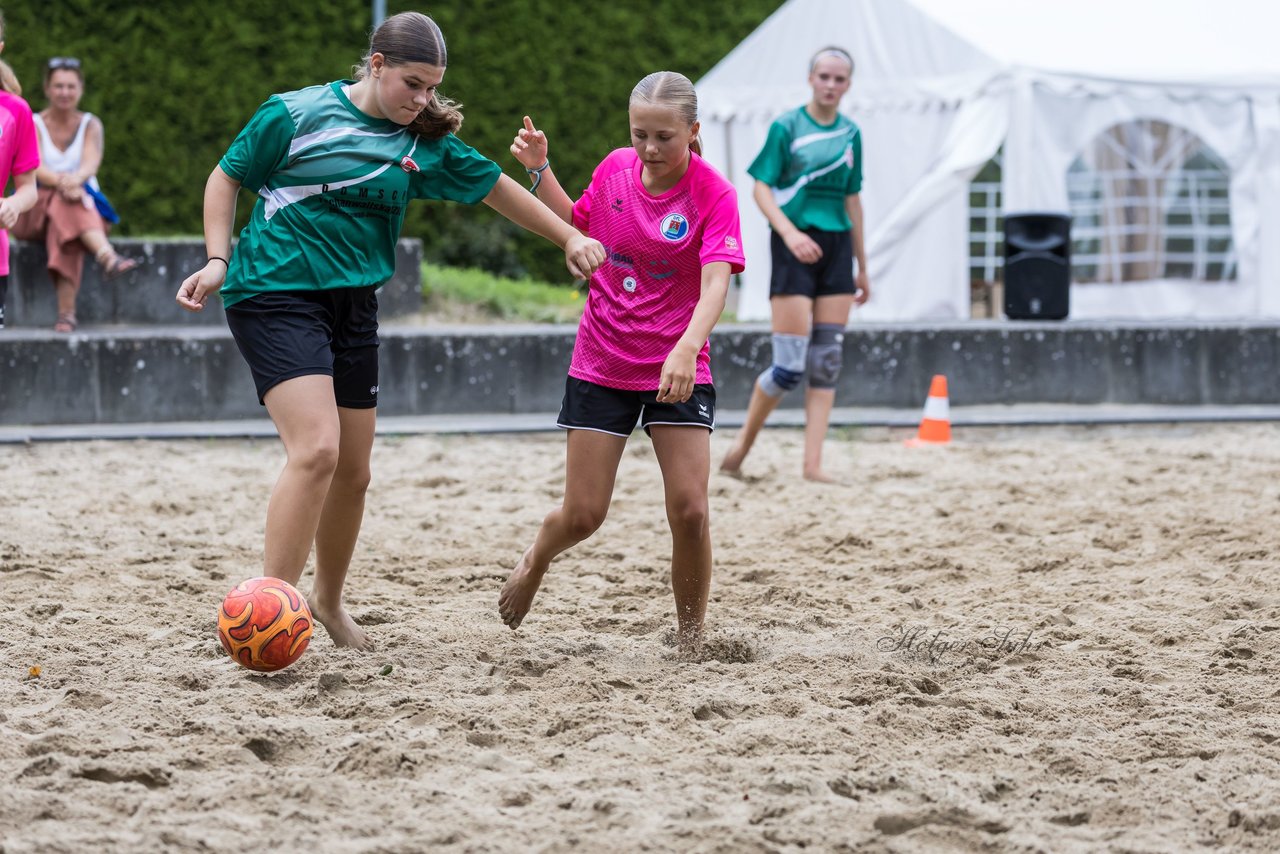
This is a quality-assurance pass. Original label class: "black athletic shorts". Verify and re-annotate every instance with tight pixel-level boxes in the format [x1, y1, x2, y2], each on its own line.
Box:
[225, 287, 380, 408]
[557, 377, 716, 436]
[769, 228, 855, 298]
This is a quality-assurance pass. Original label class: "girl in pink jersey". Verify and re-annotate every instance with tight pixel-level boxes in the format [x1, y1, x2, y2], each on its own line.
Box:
[500, 71, 746, 650]
[0, 58, 40, 330]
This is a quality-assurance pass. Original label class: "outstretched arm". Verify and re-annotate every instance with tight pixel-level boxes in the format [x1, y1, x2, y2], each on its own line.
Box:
[657, 262, 732, 403]
[176, 166, 239, 312]
[483, 173, 604, 280]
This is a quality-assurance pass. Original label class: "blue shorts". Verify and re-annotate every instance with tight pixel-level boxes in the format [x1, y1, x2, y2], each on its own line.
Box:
[225, 287, 379, 407]
[557, 377, 716, 436]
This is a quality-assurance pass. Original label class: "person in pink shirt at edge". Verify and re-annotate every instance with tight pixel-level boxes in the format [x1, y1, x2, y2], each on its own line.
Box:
[499, 71, 746, 652]
[0, 35, 41, 329]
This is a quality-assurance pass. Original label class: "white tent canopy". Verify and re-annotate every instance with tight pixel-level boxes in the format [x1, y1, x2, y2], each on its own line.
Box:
[696, 0, 1280, 321]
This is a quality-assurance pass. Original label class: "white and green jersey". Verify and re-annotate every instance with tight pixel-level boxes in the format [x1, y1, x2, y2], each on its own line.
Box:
[747, 105, 862, 233]
[218, 81, 501, 307]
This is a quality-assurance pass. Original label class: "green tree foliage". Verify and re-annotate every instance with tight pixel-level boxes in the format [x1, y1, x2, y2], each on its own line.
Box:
[2, 0, 781, 282]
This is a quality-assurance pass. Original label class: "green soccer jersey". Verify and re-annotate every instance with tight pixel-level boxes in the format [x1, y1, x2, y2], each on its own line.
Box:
[747, 105, 862, 233]
[218, 81, 501, 307]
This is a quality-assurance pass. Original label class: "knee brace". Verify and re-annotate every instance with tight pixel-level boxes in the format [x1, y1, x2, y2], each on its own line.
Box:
[756, 333, 809, 398]
[807, 323, 844, 389]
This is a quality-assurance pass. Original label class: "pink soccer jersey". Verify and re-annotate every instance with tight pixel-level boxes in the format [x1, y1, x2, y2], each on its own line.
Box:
[570, 148, 745, 390]
[0, 92, 39, 276]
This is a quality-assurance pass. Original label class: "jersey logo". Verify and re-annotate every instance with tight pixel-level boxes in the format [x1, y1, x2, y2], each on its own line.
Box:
[612, 197, 624, 212]
[660, 213, 689, 241]
[725, 236, 739, 251]
[400, 155, 420, 173]
[622, 276, 638, 293]
[606, 246, 634, 269]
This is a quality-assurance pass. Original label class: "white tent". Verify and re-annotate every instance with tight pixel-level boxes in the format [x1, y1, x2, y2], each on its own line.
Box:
[696, 0, 1280, 321]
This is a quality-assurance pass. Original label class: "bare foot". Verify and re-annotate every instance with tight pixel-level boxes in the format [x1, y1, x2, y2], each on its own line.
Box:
[719, 444, 747, 476]
[676, 625, 704, 656]
[498, 548, 546, 630]
[803, 468, 839, 484]
[307, 596, 373, 650]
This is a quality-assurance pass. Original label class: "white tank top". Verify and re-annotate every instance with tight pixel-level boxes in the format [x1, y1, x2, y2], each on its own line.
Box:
[34, 112, 94, 172]
[34, 112, 102, 200]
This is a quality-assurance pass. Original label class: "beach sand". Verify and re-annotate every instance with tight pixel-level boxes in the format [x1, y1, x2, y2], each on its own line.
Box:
[2, 423, 1278, 852]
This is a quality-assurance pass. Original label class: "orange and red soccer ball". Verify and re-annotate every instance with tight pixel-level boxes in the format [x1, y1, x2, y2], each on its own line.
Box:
[217, 577, 313, 672]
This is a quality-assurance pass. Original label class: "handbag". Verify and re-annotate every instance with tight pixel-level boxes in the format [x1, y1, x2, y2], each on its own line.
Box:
[82, 181, 120, 225]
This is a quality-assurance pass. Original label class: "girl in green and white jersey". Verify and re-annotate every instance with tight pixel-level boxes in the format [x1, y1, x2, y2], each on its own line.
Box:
[720, 46, 870, 483]
[177, 11, 604, 651]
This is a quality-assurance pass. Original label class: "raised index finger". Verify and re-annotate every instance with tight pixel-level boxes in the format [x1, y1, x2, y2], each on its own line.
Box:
[523, 115, 537, 134]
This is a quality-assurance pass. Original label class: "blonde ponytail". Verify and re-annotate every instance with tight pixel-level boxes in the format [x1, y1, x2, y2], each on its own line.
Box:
[0, 59, 22, 95]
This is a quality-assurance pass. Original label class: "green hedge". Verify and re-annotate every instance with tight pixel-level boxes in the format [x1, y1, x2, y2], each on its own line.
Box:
[3, 0, 781, 282]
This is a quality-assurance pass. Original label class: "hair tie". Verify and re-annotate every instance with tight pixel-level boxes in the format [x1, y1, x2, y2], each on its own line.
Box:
[525, 161, 550, 193]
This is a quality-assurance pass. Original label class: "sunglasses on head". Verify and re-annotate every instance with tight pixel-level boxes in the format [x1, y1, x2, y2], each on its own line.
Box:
[47, 57, 81, 70]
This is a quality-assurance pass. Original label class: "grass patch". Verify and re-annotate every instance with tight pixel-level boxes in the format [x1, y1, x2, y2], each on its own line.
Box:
[422, 263, 585, 324]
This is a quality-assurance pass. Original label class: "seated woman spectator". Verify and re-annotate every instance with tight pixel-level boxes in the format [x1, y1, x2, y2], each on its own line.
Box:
[14, 57, 138, 332]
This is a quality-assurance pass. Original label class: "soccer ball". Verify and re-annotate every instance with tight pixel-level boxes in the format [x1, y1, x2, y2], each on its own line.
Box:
[217, 577, 313, 672]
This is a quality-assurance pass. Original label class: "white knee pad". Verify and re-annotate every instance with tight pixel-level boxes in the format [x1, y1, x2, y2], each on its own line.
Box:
[807, 324, 844, 389]
[756, 333, 809, 398]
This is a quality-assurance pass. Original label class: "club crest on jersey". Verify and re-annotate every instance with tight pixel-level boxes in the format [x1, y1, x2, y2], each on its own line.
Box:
[622, 276, 638, 293]
[400, 155, 420, 173]
[660, 213, 689, 241]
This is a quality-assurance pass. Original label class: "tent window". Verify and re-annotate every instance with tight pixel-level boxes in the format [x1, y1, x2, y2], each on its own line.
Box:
[969, 152, 1004, 286]
[968, 153, 1005, 316]
[1067, 120, 1236, 284]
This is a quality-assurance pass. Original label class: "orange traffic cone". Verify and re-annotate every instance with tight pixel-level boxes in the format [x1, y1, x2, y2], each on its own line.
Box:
[905, 375, 951, 446]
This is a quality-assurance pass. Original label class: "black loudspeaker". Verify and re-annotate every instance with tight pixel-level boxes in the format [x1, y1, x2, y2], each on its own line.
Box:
[1004, 213, 1070, 320]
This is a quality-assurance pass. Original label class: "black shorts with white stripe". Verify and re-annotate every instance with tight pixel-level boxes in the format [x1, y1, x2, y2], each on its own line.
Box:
[557, 377, 716, 436]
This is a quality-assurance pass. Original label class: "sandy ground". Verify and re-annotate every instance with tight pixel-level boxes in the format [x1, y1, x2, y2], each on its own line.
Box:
[1, 422, 1279, 852]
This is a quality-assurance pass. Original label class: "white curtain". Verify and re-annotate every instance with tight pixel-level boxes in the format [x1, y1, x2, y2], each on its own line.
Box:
[1004, 72, 1266, 318]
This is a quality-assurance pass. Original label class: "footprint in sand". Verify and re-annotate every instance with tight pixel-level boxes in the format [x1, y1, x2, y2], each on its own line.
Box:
[872, 807, 1009, 836]
[75, 764, 172, 789]
[693, 699, 748, 720]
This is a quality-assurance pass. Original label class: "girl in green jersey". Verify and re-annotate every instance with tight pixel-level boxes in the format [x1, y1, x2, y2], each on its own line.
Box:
[720, 47, 870, 483]
[177, 11, 604, 650]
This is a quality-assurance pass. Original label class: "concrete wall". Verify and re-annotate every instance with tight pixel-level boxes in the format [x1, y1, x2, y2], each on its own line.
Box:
[2, 321, 1277, 425]
[6, 238, 423, 328]
[716, 322, 1280, 408]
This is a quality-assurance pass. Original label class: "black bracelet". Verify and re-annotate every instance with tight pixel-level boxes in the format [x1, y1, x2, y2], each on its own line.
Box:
[208, 256, 229, 268]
